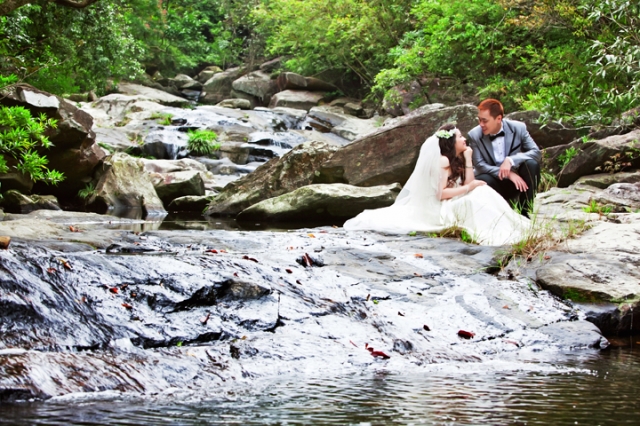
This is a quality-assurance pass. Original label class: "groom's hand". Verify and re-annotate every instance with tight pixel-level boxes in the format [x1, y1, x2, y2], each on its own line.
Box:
[508, 171, 528, 192]
[498, 159, 512, 180]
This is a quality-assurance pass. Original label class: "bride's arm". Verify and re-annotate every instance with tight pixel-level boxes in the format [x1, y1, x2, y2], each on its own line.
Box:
[439, 156, 471, 200]
[462, 147, 475, 185]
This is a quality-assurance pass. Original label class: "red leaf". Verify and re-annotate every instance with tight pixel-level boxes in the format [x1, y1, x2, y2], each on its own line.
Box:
[109, 287, 119, 294]
[503, 305, 510, 310]
[200, 312, 210, 324]
[370, 350, 390, 359]
[243, 255, 259, 263]
[458, 330, 475, 339]
[544, 255, 551, 260]
[206, 249, 218, 254]
[414, 253, 423, 258]
[320, 230, 328, 234]
[122, 303, 133, 310]
[423, 324, 431, 331]
[61, 260, 72, 270]
[349, 340, 358, 348]
[47, 267, 57, 274]
[302, 253, 313, 267]
[233, 272, 238, 277]
[220, 249, 227, 253]
[285, 268, 293, 274]
[69, 225, 80, 232]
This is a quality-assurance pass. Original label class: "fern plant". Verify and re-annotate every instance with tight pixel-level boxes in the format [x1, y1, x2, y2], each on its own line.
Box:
[186, 129, 220, 156]
[0, 105, 64, 185]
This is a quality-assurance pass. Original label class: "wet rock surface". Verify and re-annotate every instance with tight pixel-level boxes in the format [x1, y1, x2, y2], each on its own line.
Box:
[0, 213, 608, 401]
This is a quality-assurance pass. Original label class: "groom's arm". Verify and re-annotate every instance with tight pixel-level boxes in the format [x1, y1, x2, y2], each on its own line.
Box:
[468, 132, 500, 178]
[508, 122, 541, 167]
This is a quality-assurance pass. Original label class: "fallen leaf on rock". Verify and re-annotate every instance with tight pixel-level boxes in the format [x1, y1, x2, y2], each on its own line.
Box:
[503, 305, 510, 310]
[296, 279, 302, 285]
[370, 350, 390, 359]
[121, 284, 128, 290]
[109, 287, 119, 294]
[131, 292, 137, 298]
[423, 324, 431, 331]
[414, 253, 423, 258]
[285, 268, 293, 274]
[349, 340, 358, 348]
[544, 255, 551, 260]
[200, 312, 210, 324]
[398, 311, 405, 316]
[366, 294, 370, 301]
[206, 249, 218, 254]
[364, 343, 369, 349]
[233, 272, 238, 277]
[320, 230, 328, 234]
[458, 330, 475, 339]
[414, 272, 422, 277]
[503, 339, 520, 347]
[220, 249, 227, 253]
[332, 225, 338, 228]
[242, 255, 259, 263]
[59, 259, 72, 270]
[46, 267, 57, 274]
[69, 225, 80, 232]
[122, 303, 133, 310]
[308, 233, 316, 238]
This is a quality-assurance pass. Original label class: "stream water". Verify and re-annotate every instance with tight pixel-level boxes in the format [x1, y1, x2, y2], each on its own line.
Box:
[1, 342, 638, 425]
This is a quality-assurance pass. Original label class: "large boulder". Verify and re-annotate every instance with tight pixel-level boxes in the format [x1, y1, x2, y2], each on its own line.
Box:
[268, 90, 327, 111]
[533, 216, 640, 334]
[150, 171, 206, 204]
[595, 182, 640, 211]
[547, 129, 640, 187]
[116, 82, 191, 107]
[86, 152, 165, 215]
[0, 190, 60, 214]
[231, 71, 277, 104]
[0, 84, 105, 198]
[200, 67, 245, 105]
[307, 106, 381, 141]
[236, 183, 401, 224]
[382, 80, 425, 117]
[276, 72, 338, 92]
[171, 74, 203, 91]
[196, 66, 223, 83]
[315, 104, 477, 187]
[204, 141, 339, 216]
[167, 195, 214, 212]
[506, 110, 587, 149]
[141, 158, 208, 174]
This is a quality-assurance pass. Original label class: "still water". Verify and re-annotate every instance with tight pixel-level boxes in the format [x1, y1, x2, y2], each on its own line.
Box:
[2, 342, 638, 425]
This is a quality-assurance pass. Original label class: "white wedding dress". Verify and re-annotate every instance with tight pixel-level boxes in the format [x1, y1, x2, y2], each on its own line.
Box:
[343, 135, 531, 246]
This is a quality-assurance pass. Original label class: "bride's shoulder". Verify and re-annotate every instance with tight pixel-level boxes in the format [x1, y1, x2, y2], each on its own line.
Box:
[439, 156, 450, 168]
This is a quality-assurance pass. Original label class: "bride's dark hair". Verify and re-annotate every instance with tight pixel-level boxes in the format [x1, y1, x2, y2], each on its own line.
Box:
[437, 123, 465, 187]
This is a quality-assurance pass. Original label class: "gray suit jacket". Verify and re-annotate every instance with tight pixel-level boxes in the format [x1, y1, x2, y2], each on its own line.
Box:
[467, 118, 541, 178]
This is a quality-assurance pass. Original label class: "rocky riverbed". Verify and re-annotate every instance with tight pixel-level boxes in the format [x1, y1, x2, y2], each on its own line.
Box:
[0, 210, 610, 402]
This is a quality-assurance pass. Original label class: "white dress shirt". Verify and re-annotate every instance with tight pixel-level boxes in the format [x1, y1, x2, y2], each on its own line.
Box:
[490, 125, 513, 166]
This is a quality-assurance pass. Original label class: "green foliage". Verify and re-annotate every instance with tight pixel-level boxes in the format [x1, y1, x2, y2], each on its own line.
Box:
[255, 0, 414, 90]
[77, 182, 96, 200]
[582, 199, 612, 215]
[187, 129, 219, 156]
[150, 112, 174, 125]
[558, 146, 579, 168]
[0, 105, 64, 185]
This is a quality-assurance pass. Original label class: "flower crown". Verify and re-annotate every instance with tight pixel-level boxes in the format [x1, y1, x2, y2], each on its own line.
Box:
[435, 128, 457, 139]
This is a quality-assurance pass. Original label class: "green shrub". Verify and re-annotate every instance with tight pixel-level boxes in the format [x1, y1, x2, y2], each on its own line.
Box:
[0, 105, 64, 185]
[186, 129, 220, 156]
[558, 147, 579, 169]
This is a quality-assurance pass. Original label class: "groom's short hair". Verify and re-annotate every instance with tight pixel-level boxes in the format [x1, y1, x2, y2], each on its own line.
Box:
[478, 99, 504, 119]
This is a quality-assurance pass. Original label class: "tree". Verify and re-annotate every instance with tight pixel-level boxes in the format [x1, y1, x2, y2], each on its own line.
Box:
[0, 0, 100, 17]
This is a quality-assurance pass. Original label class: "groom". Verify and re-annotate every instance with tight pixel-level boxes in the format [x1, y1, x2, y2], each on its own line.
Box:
[467, 99, 541, 218]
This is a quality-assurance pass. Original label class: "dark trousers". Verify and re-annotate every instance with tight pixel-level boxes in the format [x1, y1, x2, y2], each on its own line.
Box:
[475, 159, 540, 217]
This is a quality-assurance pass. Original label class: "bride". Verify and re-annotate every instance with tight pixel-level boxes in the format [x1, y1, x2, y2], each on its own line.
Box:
[343, 123, 531, 246]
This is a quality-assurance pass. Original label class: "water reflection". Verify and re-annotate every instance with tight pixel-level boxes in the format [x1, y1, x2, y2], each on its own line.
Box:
[2, 346, 638, 425]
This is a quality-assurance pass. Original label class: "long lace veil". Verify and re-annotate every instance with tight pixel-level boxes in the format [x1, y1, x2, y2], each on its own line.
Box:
[344, 135, 444, 233]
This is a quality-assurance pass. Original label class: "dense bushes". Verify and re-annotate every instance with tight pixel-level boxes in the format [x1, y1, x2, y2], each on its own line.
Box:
[0, 0, 638, 126]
